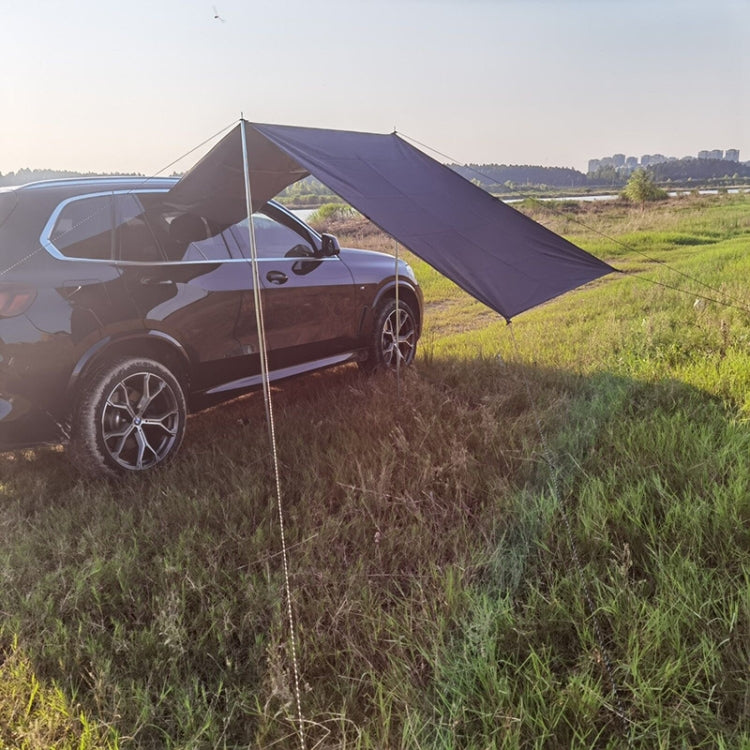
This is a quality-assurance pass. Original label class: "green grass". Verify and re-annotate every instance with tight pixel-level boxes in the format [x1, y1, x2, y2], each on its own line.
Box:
[1, 193, 750, 747]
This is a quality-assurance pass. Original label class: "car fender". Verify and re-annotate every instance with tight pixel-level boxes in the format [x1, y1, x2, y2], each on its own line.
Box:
[66, 330, 191, 399]
[363, 279, 422, 338]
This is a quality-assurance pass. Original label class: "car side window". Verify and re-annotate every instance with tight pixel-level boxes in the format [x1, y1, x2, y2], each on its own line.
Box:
[165, 212, 233, 261]
[50, 195, 114, 260]
[231, 213, 316, 259]
[115, 194, 165, 262]
[50, 193, 167, 262]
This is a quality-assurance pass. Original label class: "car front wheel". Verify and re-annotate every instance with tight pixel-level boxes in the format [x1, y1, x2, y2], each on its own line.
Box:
[70, 357, 187, 476]
[361, 298, 418, 373]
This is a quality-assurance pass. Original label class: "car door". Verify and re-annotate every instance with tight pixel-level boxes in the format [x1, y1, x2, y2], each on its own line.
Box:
[229, 207, 359, 371]
[116, 195, 260, 394]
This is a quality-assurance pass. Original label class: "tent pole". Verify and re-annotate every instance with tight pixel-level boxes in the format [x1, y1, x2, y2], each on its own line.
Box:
[394, 239, 401, 398]
[240, 119, 272, 433]
[240, 119, 307, 750]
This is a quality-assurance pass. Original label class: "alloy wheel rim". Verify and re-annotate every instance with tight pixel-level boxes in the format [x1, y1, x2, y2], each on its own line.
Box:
[101, 371, 180, 470]
[381, 307, 416, 368]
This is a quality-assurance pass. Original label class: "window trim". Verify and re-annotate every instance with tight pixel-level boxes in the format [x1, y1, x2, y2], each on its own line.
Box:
[40, 189, 169, 264]
[39, 190, 339, 266]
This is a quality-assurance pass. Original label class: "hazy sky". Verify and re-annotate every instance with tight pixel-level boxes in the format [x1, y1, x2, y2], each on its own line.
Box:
[1, 0, 747, 175]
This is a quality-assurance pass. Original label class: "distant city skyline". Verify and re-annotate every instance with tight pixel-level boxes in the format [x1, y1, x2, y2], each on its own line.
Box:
[1, 1, 747, 176]
[588, 148, 743, 175]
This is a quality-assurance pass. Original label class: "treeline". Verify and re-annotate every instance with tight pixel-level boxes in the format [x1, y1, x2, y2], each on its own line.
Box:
[0, 168, 143, 186]
[649, 158, 750, 183]
[275, 166, 592, 205]
[450, 164, 588, 189]
[276, 176, 337, 206]
[278, 159, 750, 199]
[457, 159, 750, 191]
[588, 158, 750, 187]
[4, 159, 748, 197]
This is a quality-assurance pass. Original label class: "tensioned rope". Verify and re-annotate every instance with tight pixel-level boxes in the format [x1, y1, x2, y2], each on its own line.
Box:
[393, 130, 647, 741]
[239, 120, 307, 750]
[0, 123, 240, 440]
[0, 121, 237, 282]
[0, 121, 308, 748]
[397, 131, 750, 318]
[6, 123, 738, 745]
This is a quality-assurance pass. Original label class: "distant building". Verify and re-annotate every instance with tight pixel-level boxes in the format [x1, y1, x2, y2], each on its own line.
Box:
[652, 154, 667, 165]
[588, 148, 741, 173]
[641, 154, 668, 166]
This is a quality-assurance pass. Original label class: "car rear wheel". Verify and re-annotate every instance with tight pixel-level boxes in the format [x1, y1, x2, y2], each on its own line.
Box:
[361, 298, 418, 373]
[70, 357, 186, 476]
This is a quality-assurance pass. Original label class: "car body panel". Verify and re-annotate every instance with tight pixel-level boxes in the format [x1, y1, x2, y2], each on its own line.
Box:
[0, 177, 423, 452]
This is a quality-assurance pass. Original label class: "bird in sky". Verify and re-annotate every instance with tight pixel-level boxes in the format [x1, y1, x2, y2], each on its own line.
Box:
[212, 5, 226, 22]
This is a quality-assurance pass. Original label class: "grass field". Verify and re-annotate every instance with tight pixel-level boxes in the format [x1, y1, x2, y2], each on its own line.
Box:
[1, 193, 749, 748]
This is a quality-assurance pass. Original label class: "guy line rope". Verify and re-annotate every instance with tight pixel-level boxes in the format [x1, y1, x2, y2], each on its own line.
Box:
[397, 130, 750, 318]
[0, 119, 309, 749]
[240, 119, 307, 750]
[4, 122, 745, 748]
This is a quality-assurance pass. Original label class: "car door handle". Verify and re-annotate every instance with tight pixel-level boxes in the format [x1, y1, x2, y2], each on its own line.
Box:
[266, 270, 288, 285]
[140, 277, 174, 286]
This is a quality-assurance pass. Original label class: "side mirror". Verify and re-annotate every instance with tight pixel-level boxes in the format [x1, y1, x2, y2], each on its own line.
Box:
[320, 233, 341, 257]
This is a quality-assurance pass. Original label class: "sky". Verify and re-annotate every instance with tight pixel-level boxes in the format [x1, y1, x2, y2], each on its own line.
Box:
[1, 0, 748, 176]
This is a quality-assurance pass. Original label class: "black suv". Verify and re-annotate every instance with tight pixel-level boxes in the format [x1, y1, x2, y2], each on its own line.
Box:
[0, 177, 422, 474]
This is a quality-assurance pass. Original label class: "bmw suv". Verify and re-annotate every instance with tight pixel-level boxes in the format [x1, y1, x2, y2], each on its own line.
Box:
[0, 177, 422, 475]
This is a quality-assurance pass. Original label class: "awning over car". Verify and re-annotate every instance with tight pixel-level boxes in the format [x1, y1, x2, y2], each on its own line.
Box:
[167, 121, 615, 321]
[164, 125, 309, 226]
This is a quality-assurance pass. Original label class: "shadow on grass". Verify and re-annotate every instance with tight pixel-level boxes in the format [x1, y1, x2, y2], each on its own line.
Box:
[1, 358, 748, 748]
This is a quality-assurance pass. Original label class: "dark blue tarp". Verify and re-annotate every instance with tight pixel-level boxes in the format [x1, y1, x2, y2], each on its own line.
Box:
[169, 121, 615, 321]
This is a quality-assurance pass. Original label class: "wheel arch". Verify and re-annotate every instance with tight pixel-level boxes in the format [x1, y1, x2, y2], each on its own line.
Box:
[370, 281, 422, 337]
[67, 331, 192, 402]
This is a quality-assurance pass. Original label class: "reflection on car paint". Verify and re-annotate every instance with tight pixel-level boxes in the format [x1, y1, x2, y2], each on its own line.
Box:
[0, 176, 422, 473]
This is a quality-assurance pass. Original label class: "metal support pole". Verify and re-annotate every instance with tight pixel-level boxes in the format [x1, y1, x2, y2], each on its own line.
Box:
[240, 119, 272, 436]
[239, 118, 307, 750]
[394, 240, 401, 399]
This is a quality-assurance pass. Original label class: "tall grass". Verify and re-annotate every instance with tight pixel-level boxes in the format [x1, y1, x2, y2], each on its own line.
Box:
[1, 193, 749, 747]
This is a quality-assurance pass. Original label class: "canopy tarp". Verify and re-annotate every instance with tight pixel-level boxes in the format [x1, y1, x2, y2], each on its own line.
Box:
[167, 121, 615, 321]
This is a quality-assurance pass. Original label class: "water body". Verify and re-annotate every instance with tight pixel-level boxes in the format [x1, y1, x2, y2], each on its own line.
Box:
[293, 208, 316, 221]
[292, 187, 750, 219]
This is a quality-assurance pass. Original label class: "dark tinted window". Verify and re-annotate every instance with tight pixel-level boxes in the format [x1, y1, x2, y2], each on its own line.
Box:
[115, 195, 164, 262]
[50, 193, 162, 262]
[51, 195, 113, 260]
[49, 192, 236, 263]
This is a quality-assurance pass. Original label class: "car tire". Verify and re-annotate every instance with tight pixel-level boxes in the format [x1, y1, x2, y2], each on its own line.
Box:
[69, 357, 187, 476]
[360, 298, 418, 373]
